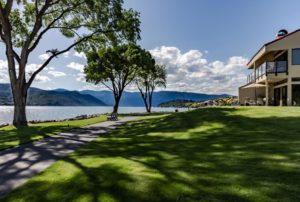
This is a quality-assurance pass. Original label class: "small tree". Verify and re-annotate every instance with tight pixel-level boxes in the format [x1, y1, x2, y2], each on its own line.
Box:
[84, 43, 142, 113]
[0, 0, 140, 127]
[136, 57, 167, 113]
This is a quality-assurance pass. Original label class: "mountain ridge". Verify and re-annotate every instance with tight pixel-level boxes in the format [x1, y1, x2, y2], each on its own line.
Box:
[80, 90, 231, 107]
[0, 83, 231, 106]
[0, 84, 107, 106]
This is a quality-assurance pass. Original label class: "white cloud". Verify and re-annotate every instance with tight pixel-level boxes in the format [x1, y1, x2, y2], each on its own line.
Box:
[74, 51, 87, 59]
[67, 62, 84, 72]
[80, 83, 107, 91]
[0, 72, 8, 82]
[38, 53, 51, 61]
[40, 52, 69, 61]
[48, 71, 66, 78]
[26, 63, 40, 73]
[0, 47, 250, 95]
[35, 75, 51, 83]
[63, 51, 70, 58]
[76, 73, 85, 82]
[0, 59, 8, 82]
[0, 59, 55, 84]
[150, 46, 248, 95]
[0, 59, 8, 70]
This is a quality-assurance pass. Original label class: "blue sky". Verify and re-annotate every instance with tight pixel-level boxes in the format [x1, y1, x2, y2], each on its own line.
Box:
[1, 0, 300, 95]
[126, 0, 300, 61]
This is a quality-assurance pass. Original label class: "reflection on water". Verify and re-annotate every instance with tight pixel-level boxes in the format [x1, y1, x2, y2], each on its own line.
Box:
[0, 106, 188, 125]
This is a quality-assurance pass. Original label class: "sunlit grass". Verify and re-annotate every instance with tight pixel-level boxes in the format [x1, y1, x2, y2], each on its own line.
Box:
[0, 116, 106, 150]
[3, 107, 300, 202]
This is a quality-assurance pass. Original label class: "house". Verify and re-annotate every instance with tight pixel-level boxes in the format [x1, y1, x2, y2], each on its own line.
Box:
[239, 29, 300, 106]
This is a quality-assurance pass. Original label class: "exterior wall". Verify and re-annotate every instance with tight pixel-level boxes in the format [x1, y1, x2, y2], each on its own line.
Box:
[238, 84, 278, 106]
[238, 87, 266, 105]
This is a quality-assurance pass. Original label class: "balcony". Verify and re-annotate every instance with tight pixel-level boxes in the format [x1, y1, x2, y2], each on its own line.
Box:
[266, 61, 288, 74]
[246, 61, 288, 84]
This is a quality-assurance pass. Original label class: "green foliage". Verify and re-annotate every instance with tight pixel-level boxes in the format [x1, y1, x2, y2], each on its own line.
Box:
[84, 43, 143, 89]
[84, 43, 145, 112]
[135, 50, 167, 112]
[135, 53, 166, 91]
[6, 0, 140, 48]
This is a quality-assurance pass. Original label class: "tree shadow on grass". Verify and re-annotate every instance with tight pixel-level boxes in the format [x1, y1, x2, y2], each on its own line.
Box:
[3, 108, 300, 201]
[0, 124, 81, 150]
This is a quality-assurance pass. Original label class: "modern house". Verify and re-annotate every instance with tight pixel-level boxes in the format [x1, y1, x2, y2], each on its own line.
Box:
[239, 29, 300, 106]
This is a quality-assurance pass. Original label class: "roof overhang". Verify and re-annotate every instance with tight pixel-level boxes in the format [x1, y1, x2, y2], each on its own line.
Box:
[247, 28, 300, 69]
[247, 46, 267, 69]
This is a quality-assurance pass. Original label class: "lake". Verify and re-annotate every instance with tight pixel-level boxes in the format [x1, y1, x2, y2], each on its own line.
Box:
[0, 106, 188, 125]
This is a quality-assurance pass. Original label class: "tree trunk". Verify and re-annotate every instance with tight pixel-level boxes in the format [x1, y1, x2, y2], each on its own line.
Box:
[12, 84, 28, 127]
[146, 107, 151, 113]
[113, 97, 120, 113]
[148, 91, 153, 113]
[141, 97, 150, 113]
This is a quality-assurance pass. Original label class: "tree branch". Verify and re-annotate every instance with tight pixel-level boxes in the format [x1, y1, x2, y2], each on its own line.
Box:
[4, 0, 13, 15]
[13, 50, 21, 64]
[101, 82, 114, 92]
[28, 5, 80, 53]
[27, 33, 96, 87]
[0, 4, 17, 83]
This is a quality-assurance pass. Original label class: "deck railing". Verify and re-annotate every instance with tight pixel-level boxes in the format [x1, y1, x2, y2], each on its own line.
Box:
[246, 61, 288, 84]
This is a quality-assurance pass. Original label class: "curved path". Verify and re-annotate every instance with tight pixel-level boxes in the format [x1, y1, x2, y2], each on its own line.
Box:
[0, 117, 138, 198]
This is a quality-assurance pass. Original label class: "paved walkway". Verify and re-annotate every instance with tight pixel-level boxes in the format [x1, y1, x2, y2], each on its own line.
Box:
[0, 117, 138, 198]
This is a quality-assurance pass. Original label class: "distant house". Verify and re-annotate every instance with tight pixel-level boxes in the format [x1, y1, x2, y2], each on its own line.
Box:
[239, 29, 300, 106]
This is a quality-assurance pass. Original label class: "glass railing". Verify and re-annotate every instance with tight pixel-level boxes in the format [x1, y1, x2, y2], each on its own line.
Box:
[266, 61, 288, 73]
[256, 63, 266, 79]
[246, 61, 288, 84]
[247, 72, 255, 84]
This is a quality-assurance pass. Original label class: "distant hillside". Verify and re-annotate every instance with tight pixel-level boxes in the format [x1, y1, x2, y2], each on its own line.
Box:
[0, 83, 231, 107]
[0, 84, 107, 106]
[159, 97, 239, 108]
[158, 99, 195, 108]
[80, 90, 231, 107]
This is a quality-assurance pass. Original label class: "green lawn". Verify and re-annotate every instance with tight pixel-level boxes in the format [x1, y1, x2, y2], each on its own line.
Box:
[3, 107, 300, 202]
[0, 116, 106, 151]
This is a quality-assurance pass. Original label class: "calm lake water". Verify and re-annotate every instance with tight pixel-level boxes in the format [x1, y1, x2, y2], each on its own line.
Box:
[0, 106, 188, 125]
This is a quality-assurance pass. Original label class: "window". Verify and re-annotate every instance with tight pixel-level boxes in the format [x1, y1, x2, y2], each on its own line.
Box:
[293, 85, 300, 106]
[292, 48, 300, 65]
[292, 77, 300, 82]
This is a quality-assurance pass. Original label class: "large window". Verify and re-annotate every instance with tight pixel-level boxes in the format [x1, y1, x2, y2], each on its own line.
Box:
[292, 85, 300, 106]
[292, 48, 300, 65]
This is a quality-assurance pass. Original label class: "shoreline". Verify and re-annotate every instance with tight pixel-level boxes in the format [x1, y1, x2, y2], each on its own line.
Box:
[0, 111, 177, 128]
[0, 107, 187, 127]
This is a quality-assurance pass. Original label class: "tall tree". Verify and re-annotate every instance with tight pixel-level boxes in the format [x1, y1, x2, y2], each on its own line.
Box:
[136, 56, 167, 113]
[0, 0, 140, 127]
[84, 43, 142, 113]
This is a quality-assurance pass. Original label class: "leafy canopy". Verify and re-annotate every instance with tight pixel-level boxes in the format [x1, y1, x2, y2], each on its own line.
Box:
[136, 52, 167, 90]
[4, 0, 140, 49]
[84, 43, 143, 91]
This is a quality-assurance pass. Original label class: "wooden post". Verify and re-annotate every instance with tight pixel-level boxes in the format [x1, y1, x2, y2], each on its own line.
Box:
[265, 80, 269, 106]
[280, 87, 283, 106]
[254, 62, 256, 82]
[254, 62, 257, 104]
[287, 78, 292, 106]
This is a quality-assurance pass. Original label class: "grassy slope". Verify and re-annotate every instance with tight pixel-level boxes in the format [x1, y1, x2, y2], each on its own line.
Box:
[3, 107, 300, 202]
[0, 116, 106, 151]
